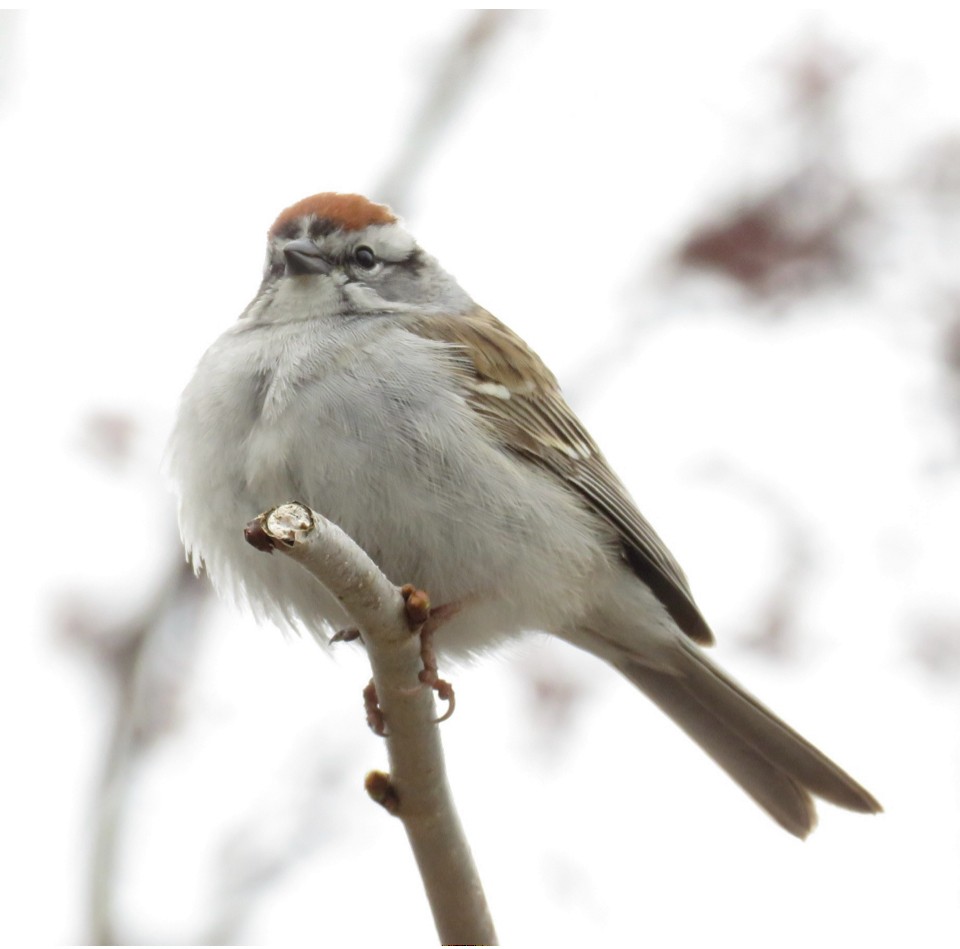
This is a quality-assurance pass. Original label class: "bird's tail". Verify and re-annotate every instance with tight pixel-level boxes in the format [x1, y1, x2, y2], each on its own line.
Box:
[615, 639, 881, 838]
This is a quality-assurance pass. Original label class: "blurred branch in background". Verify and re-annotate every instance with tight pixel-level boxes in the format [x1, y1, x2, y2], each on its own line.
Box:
[60, 555, 208, 945]
[201, 737, 360, 945]
[377, 10, 520, 212]
[913, 614, 960, 679]
[0, 11, 21, 115]
[943, 297, 960, 431]
[919, 141, 960, 447]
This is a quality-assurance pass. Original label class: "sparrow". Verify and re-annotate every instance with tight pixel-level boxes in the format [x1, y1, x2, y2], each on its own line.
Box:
[168, 192, 881, 838]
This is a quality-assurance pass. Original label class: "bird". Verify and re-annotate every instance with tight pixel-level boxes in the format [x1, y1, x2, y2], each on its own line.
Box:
[168, 191, 881, 838]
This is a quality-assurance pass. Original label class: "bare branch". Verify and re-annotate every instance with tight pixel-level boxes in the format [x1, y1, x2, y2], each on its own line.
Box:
[247, 503, 498, 947]
[65, 558, 210, 945]
[376, 11, 520, 211]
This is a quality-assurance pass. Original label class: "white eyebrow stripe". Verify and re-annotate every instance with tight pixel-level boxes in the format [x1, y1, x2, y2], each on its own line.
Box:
[370, 222, 417, 261]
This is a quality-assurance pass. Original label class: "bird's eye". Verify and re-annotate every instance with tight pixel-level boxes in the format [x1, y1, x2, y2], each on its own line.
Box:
[353, 246, 378, 270]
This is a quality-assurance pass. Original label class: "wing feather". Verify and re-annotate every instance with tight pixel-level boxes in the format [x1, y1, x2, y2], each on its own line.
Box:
[402, 306, 714, 645]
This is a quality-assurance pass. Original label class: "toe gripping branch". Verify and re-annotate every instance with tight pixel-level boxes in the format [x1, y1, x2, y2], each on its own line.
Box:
[400, 584, 457, 726]
[339, 584, 457, 737]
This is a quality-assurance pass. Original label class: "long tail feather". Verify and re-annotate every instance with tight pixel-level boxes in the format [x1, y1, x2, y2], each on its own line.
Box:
[616, 640, 881, 838]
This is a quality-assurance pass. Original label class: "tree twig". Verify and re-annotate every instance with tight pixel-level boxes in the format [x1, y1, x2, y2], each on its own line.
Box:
[376, 10, 520, 212]
[245, 503, 498, 947]
[64, 557, 209, 946]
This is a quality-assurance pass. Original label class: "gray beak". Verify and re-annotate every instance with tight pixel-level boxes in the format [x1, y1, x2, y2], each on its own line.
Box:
[283, 238, 332, 276]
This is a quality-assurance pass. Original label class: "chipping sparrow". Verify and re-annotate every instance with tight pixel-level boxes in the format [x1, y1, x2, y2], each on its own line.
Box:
[168, 192, 880, 837]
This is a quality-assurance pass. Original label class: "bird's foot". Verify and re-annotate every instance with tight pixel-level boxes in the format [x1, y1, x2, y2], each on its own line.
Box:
[400, 584, 458, 722]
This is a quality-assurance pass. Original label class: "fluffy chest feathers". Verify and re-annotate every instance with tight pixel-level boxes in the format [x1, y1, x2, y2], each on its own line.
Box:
[172, 311, 611, 647]
[237, 319, 471, 516]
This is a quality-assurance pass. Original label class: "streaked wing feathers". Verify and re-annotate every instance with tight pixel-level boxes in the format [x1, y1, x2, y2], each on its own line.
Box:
[404, 306, 714, 646]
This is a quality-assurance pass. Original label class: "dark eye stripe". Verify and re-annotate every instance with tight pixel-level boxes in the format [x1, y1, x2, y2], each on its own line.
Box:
[274, 221, 301, 240]
[308, 217, 339, 239]
[395, 249, 425, 275]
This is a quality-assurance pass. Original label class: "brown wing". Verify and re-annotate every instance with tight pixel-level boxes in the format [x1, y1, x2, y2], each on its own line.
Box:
[403, 306, 714, 646]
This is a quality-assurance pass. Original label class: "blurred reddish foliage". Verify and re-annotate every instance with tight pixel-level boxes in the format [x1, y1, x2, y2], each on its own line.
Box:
[676, 172, 862, 297]
[79, 411, 138, 467]
[674, 34, 865, 300]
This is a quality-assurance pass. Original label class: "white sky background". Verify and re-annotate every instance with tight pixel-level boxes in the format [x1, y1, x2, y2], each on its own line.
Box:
[2, 6, 959, 946]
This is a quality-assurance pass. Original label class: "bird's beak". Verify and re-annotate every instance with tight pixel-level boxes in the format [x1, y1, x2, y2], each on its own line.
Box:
[283, 239, 332, 276]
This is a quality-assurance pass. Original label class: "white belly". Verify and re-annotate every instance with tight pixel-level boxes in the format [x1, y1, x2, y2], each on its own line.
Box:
[169, 315, 613, 654]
